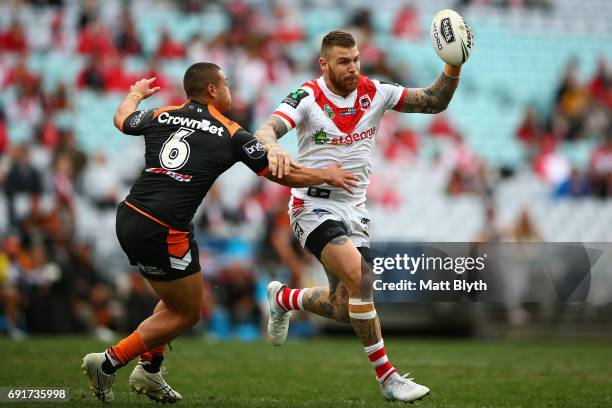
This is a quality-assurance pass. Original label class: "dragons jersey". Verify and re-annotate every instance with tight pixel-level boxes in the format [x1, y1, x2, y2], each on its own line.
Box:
[273, 75, 407, 204]
[120, 100, 269, 230]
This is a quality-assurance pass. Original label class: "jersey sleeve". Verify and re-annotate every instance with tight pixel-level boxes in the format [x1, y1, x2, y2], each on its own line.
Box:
[230, 129, 270, 176]
[120, 109, 155, 135]
[271, 86, 313, 129]
[374, 80, 408, 111]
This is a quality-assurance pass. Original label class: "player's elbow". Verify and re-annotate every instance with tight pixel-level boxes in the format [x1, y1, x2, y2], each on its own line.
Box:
[436, 102, 450, 113]
[113, 114, 124, 131]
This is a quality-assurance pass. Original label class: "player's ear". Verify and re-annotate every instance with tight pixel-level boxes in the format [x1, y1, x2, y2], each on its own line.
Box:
[319, 57, 327, 72]
[206, 83, 216, 98]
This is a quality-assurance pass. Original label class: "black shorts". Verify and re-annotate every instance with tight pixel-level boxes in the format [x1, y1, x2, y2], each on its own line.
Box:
[116, 201, 200, 281]
[304, 219, 373, 264]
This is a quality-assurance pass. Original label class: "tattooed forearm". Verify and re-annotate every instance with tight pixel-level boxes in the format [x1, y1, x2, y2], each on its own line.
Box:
[350, 315, 382, 347]
[399, 71, 459, 114]
[254, 115, 289, 147]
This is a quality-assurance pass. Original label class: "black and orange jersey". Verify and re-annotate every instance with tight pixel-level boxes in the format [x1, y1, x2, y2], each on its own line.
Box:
[120, 100, 269, 230]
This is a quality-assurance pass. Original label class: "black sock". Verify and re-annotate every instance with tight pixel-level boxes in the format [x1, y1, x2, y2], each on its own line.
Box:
[101, 354, 118, 375]
[142, 354, 164, 374]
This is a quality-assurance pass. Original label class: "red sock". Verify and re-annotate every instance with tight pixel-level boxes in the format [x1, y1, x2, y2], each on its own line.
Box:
[140, 345, 165, 362]
[365, 339, 396, 383]
[275, 286, 307, 311]
[105, 331, 149, 367]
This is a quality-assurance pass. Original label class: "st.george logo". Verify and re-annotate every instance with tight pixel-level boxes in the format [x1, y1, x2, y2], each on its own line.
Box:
[359, 95, 371, 111]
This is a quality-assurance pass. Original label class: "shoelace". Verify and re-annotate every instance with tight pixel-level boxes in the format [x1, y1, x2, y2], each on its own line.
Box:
[401, 373, 414, 382]
[271, 310, 290, 329]
[388, 373, 415, 389]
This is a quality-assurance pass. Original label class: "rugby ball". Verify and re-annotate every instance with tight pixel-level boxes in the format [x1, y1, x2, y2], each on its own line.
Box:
[430, 9, 474, 66]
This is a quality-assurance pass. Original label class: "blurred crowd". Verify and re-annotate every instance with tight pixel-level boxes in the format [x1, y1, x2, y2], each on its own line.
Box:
[0, 0, 610, 339]
[515, 59, 612, 199]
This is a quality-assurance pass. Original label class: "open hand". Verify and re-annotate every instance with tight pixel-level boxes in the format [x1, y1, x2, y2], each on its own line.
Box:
[324, 163, 359, 193]
[130, 77, 160, 99]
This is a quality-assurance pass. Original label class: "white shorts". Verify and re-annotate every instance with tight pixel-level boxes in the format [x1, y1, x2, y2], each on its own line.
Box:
[288, 195, 371, 253]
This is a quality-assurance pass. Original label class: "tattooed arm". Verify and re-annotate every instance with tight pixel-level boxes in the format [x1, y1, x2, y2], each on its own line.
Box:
[254, 114, 300, 178]
[397, 64, 461, 114]
[254, 114, 289, 148]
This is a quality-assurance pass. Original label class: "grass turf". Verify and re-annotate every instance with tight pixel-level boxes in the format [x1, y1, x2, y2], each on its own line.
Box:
[0, 336, 611, 407]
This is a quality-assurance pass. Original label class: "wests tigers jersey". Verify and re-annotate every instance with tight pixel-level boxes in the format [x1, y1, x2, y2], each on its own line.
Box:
[120, 100, 269, 230]
[273, 75, 407, 204]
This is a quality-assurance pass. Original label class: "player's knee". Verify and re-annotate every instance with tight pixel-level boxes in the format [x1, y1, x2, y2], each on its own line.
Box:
[341, 265, 363, 295]
[180, 309, 200, 329]
[173, 303, 201, 329]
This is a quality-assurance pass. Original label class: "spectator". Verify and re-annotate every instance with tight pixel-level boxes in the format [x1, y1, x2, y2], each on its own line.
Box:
[82, 151, 122, 208]
[554, 167, 590, 198]
[475, 202, 503, 242]
[589, 57, 610, 104]
[553, 62, 591, 140]
[37, 114, 61, 149]
[114, 10, 143, 56]
[139, 56, 169, 92]
[4, 145, 43, 226]
[0, 234, 26, 339]
[155, 28, 185, 59]
[384, 127, 420, 161]
[0, 21, 28, 53]
[516, 106, 544, 146]
[0, 107, 9, 155]
[214, 260, 261, 333]
[259, 197, 311, 288]
[429, 113, 460, 139]
[2, 54, 38, 89]
[103, 54, 135, 92]
[77, 55, 106, 91]
[392, 5, 422, 40]
[77, 20, 116, 56]
[269, 3, 305, 43]
[589, 135, 612, 198]
[53, 130, 87, 177]
[532, 137, 570, 185]
[43, 82, 72, 114]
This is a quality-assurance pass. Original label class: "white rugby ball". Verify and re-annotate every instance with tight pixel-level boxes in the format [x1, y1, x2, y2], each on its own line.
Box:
[430, 9, 474, 66]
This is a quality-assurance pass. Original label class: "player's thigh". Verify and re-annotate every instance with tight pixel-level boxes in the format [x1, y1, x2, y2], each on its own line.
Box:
[116, 202, 201, 281]
[146, 273, 203, 319]
[290, 204, 365, 294]
[319, 234, 364, 296]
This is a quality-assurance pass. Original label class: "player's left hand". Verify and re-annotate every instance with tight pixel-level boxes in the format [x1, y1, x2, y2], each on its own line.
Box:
[324, 163, 359, 194]
[130, 77, 161, 99]
[267, 143, 302, 178]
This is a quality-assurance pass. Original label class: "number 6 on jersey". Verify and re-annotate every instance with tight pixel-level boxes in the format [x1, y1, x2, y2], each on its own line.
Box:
[159, 127, 193, 170]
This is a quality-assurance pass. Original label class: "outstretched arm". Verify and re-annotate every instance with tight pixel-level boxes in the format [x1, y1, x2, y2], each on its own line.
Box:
[254, 114, 301, 178]
[397, 64, 461, 114]
[113, 77, 160, 131]
[265, 163, 359, 193]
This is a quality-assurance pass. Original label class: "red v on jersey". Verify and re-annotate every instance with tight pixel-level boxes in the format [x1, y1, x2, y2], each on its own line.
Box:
[302, 76, 378, 135]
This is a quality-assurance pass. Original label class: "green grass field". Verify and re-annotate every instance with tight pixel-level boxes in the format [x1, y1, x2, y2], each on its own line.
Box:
[1, 336, 611, 407]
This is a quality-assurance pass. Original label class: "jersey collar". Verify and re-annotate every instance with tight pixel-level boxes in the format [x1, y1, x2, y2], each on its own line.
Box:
[317, 76, 357, 106]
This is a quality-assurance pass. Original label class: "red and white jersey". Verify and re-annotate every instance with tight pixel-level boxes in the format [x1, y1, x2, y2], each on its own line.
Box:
[273, 75, 407, 204]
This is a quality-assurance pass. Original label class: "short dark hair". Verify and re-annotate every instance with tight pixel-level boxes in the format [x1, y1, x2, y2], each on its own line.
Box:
[320, 31, 356, 58]
[183, 62, 221, 98]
